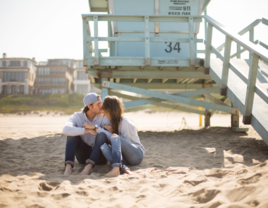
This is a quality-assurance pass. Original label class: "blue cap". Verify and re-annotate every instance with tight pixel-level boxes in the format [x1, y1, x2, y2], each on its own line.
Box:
[83, 93, 100, 106]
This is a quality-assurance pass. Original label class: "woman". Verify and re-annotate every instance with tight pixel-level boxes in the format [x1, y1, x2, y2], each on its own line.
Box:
[96, 96, 145, 177]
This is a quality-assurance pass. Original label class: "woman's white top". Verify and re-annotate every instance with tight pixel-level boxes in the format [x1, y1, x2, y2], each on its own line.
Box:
[97, 117, 145, 155]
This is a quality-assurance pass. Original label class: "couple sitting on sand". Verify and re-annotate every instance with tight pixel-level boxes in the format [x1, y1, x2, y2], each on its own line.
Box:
[62, 92, 145, 177]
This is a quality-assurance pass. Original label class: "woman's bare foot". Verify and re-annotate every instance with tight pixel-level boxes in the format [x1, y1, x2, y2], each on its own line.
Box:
[106, 167, 120, 177]
[122, 169, 132, 175]
[80, 163, 93, 175]
[64, 163, 72, 175]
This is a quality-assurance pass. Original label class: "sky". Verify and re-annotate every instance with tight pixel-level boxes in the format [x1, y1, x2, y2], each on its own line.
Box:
[0, 0, 267, 62]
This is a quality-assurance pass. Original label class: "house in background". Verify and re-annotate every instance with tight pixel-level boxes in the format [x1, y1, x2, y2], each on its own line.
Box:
[34, 59, 74, 94]
[73, 60, 91, 94]
[0, 53, 37, 95]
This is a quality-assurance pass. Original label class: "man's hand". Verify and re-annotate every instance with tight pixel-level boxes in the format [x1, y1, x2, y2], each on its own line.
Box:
[85, 129, 97, 136]
[82, 123, 95, 129]
[103, 124, 113, 133]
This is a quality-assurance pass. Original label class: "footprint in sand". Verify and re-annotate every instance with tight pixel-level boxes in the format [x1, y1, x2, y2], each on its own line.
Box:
[184, 178, 207, 186]
[38, 182, 60, 191]
[206, 168, 229, 178]
[237, 173, 262, 185]
[52, 193, 71, 200]
[75, 191, 89, 196]
[190, 188, 220, 203]
[39, 182, 53, 191]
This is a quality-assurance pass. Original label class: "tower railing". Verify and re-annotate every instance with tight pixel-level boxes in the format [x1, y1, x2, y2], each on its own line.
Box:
[203, 15, 268, 125]
[82, 14, 203, 67]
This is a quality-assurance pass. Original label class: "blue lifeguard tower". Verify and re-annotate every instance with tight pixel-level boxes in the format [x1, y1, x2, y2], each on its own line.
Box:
[82, 0, 268, 144]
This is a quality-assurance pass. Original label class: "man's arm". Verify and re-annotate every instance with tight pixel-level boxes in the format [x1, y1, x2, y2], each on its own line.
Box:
[62, 113, 85, 136]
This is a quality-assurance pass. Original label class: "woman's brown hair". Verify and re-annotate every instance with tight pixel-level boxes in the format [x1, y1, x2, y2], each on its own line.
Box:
[102, 96, 124, 134]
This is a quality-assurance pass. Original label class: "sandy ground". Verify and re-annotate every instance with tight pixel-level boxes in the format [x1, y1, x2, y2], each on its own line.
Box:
[0, 111, 268, 208]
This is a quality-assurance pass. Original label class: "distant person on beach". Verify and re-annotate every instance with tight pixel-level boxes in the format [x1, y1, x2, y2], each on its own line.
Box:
[83, 96, 145, 177]
[62, 93, 112, 175]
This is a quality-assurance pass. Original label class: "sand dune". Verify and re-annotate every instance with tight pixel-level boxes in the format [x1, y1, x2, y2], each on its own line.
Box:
[0, 112, 268, 208]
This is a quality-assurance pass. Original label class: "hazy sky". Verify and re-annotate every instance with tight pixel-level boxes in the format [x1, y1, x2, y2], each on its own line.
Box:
[0, 0, 267, 61]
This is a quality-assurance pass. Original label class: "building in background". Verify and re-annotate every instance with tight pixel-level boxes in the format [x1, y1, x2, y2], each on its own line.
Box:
[0, 53, 37, 95]
[73, 60, 91, 94]
[34, 59, 74, 94]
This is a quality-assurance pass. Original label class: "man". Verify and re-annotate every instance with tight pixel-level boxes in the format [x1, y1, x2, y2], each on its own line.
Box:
[62, 93, 111, 175]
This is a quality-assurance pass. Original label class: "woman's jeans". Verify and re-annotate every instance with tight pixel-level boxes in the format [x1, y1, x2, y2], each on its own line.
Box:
[100, 135, 143, 173]
[65, 132, 108, 167]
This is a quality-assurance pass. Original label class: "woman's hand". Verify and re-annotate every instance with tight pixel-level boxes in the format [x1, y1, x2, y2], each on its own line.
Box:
[111, 133, 119, 138]
[103, 124, 113, 133]
[82, 123, 95, 129]
[85, 129, 97, 136]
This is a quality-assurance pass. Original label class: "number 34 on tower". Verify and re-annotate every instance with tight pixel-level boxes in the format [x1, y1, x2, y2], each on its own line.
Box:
[164, 42, 181, 53]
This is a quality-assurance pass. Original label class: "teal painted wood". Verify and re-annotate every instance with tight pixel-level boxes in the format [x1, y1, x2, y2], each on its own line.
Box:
[83, 19, 91, 65]
[86, 57, 200, 66]
[82, 14, 203, 22]
[176, 86, 220, 97]
[188, 17, 195, 65]
[205, 23, 213, 69]
[204, 9, 208, 39]
[249, 29, 254, 42]
[209, 58, 268, 144]
[94, 83, 215, 90]
[204, 15, 268, 63]
[108, 21, 116, 57]
[231, 40, 259, 58]
[144, 16, 150, 65]
[124, 99, 205, 115]
[101, 78, 109, 101]
[207, 45, 268, 105]
[262, 17, 268, 26]
[204, 94, 229, 106]
[87, 70, 211, 79]
[217, 19, 262, 52]
[259, 41, 268, 50]
[94, 16, 99, 65]
[103, 81, 233, 113]
[221, 36, 232, 92]
[122, 87, 220, 109]
[237, 44, 241, 59]
[244, 53, 259, 117]
[87, 36, 203, 43]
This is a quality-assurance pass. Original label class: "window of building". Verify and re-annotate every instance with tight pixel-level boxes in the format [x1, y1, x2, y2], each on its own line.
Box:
[77, 71, 88, 80]
[61, 67, 65, 72]
[10, 61, 21, 67]
[38, 67, 50, 75]
[11, 86, 17, 94]
[2, 86, 8, 94]
[19, 86, 24, 94]
[38, 89, 51, 94]
[53, 67, 56, 72]
[23, 61, 28, 67]
[3, 72, 25, 82]
[49, 61, 59, 65]
[2, 61, 7, 67]
[52, 78, 65, 85]
[77, 85, 89, 94]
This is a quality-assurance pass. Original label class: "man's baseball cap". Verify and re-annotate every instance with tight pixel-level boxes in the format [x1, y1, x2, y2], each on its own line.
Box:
[83, 93, 101, 106]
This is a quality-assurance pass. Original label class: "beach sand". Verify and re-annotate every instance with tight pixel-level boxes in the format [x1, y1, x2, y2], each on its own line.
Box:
[0, 111, 268, 208]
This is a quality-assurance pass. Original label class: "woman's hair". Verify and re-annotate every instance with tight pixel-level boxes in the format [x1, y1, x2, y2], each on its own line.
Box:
[102, 96, 124, 134]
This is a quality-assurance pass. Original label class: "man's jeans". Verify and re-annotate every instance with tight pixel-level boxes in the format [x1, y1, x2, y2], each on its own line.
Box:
[65, 132, 108, 167]
[100, 135, 143, 173]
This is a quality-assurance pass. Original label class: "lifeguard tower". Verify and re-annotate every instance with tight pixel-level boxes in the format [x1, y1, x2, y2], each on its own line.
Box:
[82, 0, 268, 144]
